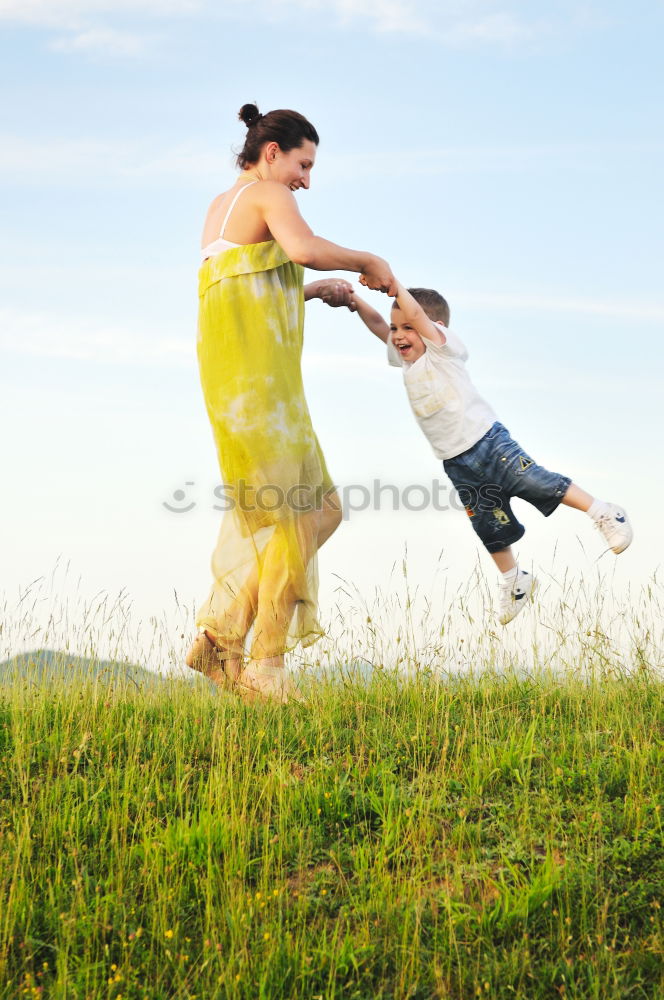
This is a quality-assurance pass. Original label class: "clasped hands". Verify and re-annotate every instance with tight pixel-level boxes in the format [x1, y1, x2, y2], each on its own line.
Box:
[318, 279, 357, 311]
[318, 263, 397, 311]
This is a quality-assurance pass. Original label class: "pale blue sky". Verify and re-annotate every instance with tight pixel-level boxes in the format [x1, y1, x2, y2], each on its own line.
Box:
[2, 1, 663, 665]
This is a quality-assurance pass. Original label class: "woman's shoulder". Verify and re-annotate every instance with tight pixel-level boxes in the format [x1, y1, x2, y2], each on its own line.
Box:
[207, 187, 234, 211]
[207, 180, 289, 210]
[249, 180, 295, 203]
[203, 190, 227, 223]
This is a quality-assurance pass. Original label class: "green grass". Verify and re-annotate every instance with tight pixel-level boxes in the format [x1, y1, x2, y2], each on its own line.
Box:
[1, 659, 663, 999]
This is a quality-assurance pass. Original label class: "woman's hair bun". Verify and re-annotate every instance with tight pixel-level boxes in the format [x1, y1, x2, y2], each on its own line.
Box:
[238, 103, 262, 128]
[234, 106, 319, 170]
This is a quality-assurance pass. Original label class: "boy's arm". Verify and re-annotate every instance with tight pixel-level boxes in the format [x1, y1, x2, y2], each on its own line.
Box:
[394, 282, 446, 345]
[312, 283, 390, 343]
[350, 292, 391, 343]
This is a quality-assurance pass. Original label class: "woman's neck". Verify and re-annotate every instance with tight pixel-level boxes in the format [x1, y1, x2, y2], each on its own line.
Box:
[241, 160, 274, 184]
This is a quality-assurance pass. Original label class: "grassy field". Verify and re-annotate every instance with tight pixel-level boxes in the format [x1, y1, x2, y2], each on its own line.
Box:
[1, 651, 663, 999]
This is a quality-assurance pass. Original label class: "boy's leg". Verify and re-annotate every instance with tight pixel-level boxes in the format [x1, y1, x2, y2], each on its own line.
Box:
[560, 483, 632, 553]
[490, 426, 632, 555]
[490, 546, 517, 573]
[489, 545, 538, 625]
[443, 449, 537, 625]
[560, 482, 594, 511]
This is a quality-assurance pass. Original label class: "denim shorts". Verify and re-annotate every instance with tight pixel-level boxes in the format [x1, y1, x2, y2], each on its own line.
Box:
[443, 422, 571, 553]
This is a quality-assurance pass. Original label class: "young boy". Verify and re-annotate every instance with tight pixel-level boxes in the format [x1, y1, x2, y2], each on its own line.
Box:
[345, 282, 632, 624]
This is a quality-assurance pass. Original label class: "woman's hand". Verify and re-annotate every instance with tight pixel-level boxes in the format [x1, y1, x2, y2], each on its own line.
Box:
[319, 279, 356, 310]
[304, 279, 356, 309]
[359, 256, 397, 296]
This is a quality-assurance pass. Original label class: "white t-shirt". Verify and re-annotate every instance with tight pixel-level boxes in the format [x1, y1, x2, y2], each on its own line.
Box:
[387, 324, 497, 460]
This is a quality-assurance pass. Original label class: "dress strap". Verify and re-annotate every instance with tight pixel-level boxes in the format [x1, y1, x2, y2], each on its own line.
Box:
[219, 181, 258, 238]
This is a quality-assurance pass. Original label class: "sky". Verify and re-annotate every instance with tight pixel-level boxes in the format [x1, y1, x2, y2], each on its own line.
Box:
[1, 0, 663, 669]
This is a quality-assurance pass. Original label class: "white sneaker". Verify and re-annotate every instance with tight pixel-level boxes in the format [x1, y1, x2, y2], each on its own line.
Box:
[498, 570, 538, 625]
[595, 503, 633, 554]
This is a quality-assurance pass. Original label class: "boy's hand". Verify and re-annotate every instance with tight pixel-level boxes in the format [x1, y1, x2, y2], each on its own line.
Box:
[359, 255, 397, 296]
[318, 279, 356, 310]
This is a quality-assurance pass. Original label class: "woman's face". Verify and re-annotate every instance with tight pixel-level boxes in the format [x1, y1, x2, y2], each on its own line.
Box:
[272, 140, 317, 191]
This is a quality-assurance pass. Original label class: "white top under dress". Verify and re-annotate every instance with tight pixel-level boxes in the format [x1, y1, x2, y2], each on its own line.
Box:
[200, 181, 258, 262]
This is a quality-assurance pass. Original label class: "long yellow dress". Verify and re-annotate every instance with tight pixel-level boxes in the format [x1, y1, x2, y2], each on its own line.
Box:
[195, 239, 335, 659]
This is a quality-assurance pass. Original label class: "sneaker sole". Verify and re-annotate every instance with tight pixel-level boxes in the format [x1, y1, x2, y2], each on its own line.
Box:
[611, 528, 633, 554]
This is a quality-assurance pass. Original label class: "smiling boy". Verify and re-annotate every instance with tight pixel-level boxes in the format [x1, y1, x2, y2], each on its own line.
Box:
[345, 282, 632, 624]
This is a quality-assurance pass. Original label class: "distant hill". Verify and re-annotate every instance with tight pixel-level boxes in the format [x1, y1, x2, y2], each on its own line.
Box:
[0, 651, 390, 691]
[0, 649, 163, 688]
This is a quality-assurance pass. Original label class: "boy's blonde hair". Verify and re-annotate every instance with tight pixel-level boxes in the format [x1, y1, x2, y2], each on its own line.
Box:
[405, 287, 450, 327]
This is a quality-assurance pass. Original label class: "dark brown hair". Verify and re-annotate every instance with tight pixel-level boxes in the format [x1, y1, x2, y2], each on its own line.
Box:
[236, 103, 319, 169]
[403, 287, 451, 326]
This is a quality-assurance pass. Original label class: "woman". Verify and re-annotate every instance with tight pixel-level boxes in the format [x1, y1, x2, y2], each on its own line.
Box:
[187, 103, 395, 703]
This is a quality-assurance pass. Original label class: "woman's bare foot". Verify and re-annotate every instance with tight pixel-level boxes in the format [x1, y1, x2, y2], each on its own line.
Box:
[236, 656, 305, 705]
[252, 654, 285, 670]
[185, 631, 242, 689]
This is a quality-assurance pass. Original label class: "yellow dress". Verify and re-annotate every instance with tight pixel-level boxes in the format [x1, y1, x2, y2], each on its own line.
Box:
[195, 239, 335, 659]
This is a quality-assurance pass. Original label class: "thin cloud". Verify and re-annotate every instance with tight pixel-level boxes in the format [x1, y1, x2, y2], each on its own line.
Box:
[0, 0, 200, 56]
[0, 0, 600, 48]
[49, 27, 146, 56]
[0, 307, 392, 375]
[303, 352, 392, 382]
[250, 0, 600, 44]
[2, 293, 662, 371]
[457, 291, 664, 323]
[0, 0, 201, 26]
[317, 140, 664, 182]
[266, 0, 431, 34]
[0, 309, 194, 366]
[480, 367, 663, 397]
[444, 10, 539, 43]
[6, 133, 660, 185]
[0, 134, 223, 181]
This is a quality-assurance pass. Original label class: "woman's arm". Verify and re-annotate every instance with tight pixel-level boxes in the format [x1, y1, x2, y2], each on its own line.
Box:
[259, 183, 396, 294]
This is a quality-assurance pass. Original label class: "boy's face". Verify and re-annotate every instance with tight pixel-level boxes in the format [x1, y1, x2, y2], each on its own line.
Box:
[390, 305, 426, 362]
